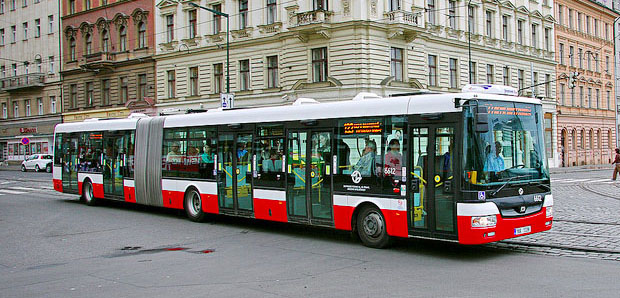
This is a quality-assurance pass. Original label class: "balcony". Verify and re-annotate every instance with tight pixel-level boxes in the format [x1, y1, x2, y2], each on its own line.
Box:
[384, 10, 421, 27]
[291, 10, 332, 27]
[0, 73, 45, 92]
[81, 52, 116, 72]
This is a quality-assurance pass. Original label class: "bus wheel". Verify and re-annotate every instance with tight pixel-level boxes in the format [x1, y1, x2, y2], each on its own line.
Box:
[83, 180, 97, 206]
[184, 188, 206, 222]
[357, 206, 392, 248]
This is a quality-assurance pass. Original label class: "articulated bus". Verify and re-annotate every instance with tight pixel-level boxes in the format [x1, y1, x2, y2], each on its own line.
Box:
[52, 86, 553, 248]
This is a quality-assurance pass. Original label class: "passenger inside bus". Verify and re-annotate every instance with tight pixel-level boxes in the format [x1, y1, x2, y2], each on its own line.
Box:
[166, 142, 182, 163]
[384, 139, 402, 176]
[353, 139, 377, 176]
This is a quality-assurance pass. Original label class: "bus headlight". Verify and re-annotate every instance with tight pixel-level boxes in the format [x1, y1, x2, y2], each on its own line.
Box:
[546, 206, 553, 218]
[471, 215, 497, 228]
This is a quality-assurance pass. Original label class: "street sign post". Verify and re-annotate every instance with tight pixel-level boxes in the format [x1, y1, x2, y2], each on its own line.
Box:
[221, 93, 234, 110]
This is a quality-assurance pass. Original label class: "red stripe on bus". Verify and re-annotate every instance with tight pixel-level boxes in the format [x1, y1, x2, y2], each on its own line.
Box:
[53, 179, 63, 192]
[383, 209, 408, 238]
[201, 193, 219, 214]
[253, 198, 287, 222]
[78, 181, 83, 195]
[124, 186, 136, 203]
[333, 205, 354, 231]
[457, 208, 552, 245]
[93, 183, 104, 198]
[162, 190, 184, 210]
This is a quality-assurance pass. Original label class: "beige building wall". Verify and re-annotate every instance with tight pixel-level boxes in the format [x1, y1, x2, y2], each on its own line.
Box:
[555, 0, 618, 167]
[154, 0, 558, 164]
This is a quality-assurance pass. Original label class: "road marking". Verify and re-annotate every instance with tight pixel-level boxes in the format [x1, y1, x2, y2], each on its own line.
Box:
[0, 189, 27, 194]
[8, 186, 47, 191]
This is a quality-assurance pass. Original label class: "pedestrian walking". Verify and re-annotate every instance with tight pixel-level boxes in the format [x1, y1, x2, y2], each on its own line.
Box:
[613, 148, 620, 181]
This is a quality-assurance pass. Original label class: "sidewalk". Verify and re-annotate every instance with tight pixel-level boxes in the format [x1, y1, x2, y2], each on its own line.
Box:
[0, 164, 22, 171]
[549, 164, 612, 174]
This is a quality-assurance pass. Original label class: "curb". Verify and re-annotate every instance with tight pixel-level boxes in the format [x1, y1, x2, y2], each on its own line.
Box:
[500, 239, 620, 254]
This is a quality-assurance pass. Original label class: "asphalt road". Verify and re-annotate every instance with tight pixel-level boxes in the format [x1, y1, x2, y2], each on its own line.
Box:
[1, 170, 619, 297]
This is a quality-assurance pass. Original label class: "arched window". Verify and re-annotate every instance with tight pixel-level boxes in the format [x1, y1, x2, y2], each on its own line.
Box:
[85, 33, 92, 55]
[119, 26, 127, 51]
[597, 129, 601, 149]
[571, 129, 576, 150]
[609, 129, 613, 149]
[137, 22, 146, 48]
[69, 37, 76, 61]
[589, 129, 594, 149]
[580, 129, 585, 149]
[101, 29, 109, 52]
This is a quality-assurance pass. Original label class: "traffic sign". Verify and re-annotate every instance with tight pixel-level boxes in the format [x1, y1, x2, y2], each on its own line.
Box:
[220, 93, 234, 109]
[21, 137, 30, 145]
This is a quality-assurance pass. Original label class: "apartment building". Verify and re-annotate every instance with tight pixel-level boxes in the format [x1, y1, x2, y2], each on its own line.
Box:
[555, 0, 618, 166]
[60, 0, 157, 123]
[0, 0, 62, 163]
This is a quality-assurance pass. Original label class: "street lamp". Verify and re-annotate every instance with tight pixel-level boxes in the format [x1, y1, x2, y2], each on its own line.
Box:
[189, 2, 230, 94]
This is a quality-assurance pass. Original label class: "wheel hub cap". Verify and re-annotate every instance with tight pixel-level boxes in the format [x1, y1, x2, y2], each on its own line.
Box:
[363, 213, 383, 238]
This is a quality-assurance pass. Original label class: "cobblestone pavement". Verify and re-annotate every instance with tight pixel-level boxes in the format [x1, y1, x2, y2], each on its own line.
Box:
[489, 169, 620, 261]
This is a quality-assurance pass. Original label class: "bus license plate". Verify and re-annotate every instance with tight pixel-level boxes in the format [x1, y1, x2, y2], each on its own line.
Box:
[514, 226, 531, 235]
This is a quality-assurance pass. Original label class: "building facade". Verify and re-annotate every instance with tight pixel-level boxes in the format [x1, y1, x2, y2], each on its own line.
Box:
[153, 0, 558, 165]
[0, 0, 62, 163]
[61, 0, 157, 123]
[555, 0, 618, 167]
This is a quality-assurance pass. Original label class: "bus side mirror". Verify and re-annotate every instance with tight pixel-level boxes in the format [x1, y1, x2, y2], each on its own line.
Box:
[475, 107, 489, 133]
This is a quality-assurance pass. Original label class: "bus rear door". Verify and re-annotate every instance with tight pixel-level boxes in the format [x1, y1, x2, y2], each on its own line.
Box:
[217, 129, 254, 216]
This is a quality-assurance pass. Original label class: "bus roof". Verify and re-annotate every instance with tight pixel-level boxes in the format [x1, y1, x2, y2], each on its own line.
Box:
[54, 92, 542, 132]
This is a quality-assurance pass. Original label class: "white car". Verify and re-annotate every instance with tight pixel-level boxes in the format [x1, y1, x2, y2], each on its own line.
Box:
[21, 154, 53, 173]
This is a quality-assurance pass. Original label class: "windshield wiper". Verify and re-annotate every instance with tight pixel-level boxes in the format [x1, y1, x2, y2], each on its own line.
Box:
[490, 175, 532, 197]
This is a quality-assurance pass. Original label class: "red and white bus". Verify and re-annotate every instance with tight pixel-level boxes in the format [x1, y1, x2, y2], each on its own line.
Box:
[53, 87, 553, 248]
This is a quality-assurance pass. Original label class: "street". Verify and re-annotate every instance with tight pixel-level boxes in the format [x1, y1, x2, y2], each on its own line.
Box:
[1, 168, 619, 297]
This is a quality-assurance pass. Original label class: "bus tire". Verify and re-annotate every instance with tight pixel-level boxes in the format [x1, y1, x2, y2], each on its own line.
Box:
[82, 180, 97, 206]
[357, 205, 392, 248]
[184, 188, 206, 222]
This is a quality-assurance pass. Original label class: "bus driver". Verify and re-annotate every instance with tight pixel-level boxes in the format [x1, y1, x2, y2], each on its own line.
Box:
[484, 141, 505, 175]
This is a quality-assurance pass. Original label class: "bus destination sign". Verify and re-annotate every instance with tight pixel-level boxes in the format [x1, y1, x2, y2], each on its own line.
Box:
[343, 121, 383, 134]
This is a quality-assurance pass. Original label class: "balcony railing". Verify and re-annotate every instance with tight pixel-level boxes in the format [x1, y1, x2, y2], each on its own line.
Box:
[294, 10, 332, 26]
[0, 73, 45, 91]
[384, 10, 420, 27]
[83, 52, 115, 63]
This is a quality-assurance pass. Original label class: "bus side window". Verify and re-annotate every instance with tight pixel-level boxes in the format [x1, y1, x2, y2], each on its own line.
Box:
[255, 125, 285, 188]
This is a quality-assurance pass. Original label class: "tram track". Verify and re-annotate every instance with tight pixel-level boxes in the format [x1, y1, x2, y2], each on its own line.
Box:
[578, 182, 620, 201]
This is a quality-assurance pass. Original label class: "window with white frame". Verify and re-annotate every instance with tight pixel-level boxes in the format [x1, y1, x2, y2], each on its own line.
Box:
[486, 64, 494, 84]
[486, 10, 493, 37]
[267, 0, 276, 24]
[239, 0, 248, 29]
[214, 63, 223, 93]
[390, 47, 403, 82]
[48, 15, 53, 33]
[469, 61, 477, 84]
[37, 97, 42, 115]
[427, 0, 435, 25]
[50, 96, 56, 113]
[167, 70, 175, 98]
[239, 59, 250, 91]
[448, 1, 456, 29]
[312, 47, 327, 83]
[267, 55, 278, 88]
[503, 66, 510, 86]
[138, 74, 147, 100]
[389, 0, 400, 11]
[2, 103, 7, 119]
[13, 101, 19, 118]
[166, 15, 174, 42]
[35, 19, 40, 37]
[449, 58, 458, 89]
[502, 15, 509, 42]
[213, 4, 221, 34]
[428, 55, 437, 86]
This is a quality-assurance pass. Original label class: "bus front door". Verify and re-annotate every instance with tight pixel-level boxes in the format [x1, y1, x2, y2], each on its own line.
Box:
[409, 124, 457, 239]
[286, 130, 333, 224]
[61, 134, 79, 193]
[102, 131, 125, 198]
[217, 132, 254, 215]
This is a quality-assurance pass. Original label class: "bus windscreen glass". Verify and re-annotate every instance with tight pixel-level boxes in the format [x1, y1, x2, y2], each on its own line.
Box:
[463, 100, 549, 186]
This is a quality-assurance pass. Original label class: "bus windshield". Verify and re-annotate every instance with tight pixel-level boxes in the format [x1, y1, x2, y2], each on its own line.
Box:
[464, 100, 549, 186]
